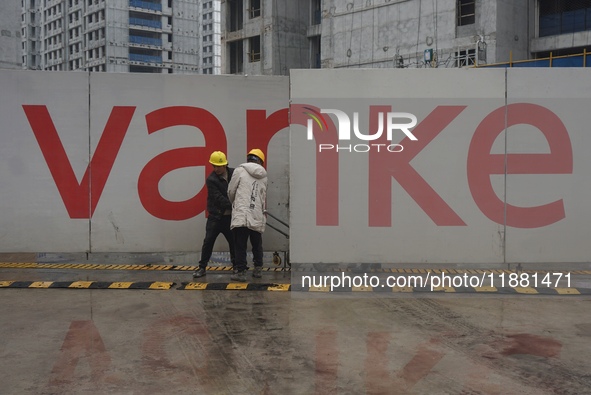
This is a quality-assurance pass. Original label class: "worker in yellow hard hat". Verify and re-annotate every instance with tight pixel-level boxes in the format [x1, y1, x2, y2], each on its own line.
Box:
[227, 149, 268, 281]
[193, 151, 236, 278]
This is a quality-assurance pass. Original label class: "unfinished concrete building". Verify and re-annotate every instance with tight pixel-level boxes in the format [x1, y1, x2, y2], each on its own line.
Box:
[0, 1, 22, 69]
[221, 0, 591, 74]
[20, 0, 222, 73]
[222, 0, 311, 75]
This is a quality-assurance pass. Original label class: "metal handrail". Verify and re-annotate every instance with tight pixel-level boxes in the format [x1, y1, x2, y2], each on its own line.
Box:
[265, 211, 289, 268]
[266, 211, 288, 228]
[265, 211, 289, 239]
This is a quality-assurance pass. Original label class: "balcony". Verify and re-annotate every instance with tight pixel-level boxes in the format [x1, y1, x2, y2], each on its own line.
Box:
[86, 38, 106, 50]
[129, 35, 162, 47]
[129, 17, 162, 30]
[87, 57, 106, 68]
[129, 0, 162, 13]
[87, 20, 106, 31]
[69, 18, 82, 28]
[129, 53, 162, 64]
[47, 57, 64, 67]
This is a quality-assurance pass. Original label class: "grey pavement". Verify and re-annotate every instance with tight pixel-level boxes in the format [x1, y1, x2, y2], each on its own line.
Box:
[1, 254, 591, 394]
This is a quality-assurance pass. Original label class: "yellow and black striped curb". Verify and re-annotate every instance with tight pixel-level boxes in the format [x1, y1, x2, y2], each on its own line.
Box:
[0, 281, 175, 290]
[2, 280, 591, 295]
[2, 262, 591, 275]
[0, 262, 289, 272]
[178, 282, 291, 291]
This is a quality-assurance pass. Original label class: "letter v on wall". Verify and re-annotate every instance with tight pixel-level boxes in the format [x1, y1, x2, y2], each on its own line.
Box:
[23, 105, 135, 219]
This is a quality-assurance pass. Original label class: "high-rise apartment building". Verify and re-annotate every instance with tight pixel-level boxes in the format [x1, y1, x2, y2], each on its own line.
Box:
[20, 0, 222, 73]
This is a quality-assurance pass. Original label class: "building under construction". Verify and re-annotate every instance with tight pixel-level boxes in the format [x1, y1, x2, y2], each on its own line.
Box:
[10, 0, 591, 74]
[221, 0, 591, 74]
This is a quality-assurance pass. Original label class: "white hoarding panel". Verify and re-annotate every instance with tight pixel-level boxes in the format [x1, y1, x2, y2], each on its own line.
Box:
[0, 71, 289, 253]
[0, 70, 90, 252]
[505, 69, 591, 263]
[88, 73, 289, 252]
[290, 69, 507, 264]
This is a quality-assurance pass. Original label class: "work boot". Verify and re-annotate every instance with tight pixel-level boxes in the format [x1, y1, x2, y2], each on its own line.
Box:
[192, 267, 206, 278]
[231, 271, 247, 282]
[253, 266, 262, 278]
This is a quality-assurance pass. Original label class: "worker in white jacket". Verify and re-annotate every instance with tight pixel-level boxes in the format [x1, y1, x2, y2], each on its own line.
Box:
[228, 149, 268, 282]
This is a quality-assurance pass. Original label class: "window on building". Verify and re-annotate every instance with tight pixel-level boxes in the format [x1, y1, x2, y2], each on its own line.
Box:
[249, 35, 260, 62]
[457, 0, 475, 26]
[250, 0, 260, 18]
[310, 35, 321, 68]
[311, 0, 321, 25]
[455, 48, 475, 67]
[539, 0, 591, 37]
[229, 0, 243, 32]
[229, 40, 243, 73]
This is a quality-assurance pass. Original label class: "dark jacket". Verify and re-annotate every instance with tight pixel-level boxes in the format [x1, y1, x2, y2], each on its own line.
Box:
[206, 167, 234, 219]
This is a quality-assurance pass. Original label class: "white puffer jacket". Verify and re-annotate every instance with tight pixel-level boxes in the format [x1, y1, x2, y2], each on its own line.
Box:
[228, 162, 268, 233]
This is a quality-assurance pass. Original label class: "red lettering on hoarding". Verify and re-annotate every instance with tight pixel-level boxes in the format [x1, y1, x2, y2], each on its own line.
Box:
[468, 103, 573, 228]
[23, 105, 135, 219]
[246, 109, 289, 167]
[369, 106, 467, 226]
[24, 101, 574, 228]
[138, 106, 226, 220]
[290, 104, 340, 226]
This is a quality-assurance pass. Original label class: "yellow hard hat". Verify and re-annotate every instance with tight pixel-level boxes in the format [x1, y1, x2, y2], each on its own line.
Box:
[248, 148, 265, 163]
[209, 151, 228, 166]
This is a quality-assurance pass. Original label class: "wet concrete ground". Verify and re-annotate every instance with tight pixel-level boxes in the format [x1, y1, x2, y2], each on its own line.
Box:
[1, 255, 591, 394]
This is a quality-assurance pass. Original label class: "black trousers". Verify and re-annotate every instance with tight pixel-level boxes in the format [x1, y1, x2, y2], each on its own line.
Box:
[232, 227, 263, 272]
[199, 216, 235, 268]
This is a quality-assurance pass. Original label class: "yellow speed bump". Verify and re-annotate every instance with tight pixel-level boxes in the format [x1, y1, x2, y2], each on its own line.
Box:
[227, 283, 249, 290]
[30, 282, 53, 288]
[514, 287, 538, 294]
[108, 282, 134, 289]
[69, 281, 93, 288]
[268, 284, 290, 291]
[555, 288, 581, 295]
[474, 286, 498, 293]
[184, 282, 208, 290]
[148, 282, 175, 290]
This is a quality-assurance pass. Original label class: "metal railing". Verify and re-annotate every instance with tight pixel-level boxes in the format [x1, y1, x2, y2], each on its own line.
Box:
[129, 35, 162, 47]
[129, 17, 162, 29]
[130, 0, 162, 12]
[129, 53, 162, 63]
[475, 50, 591, 68]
